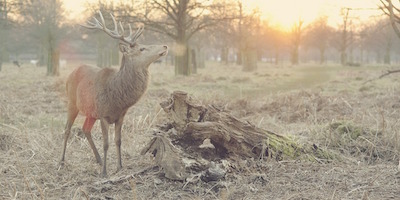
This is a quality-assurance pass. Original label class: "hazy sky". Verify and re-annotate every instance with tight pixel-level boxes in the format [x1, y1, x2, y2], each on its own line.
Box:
[63, 0, 383, 29]
[246, 0, 381, 29]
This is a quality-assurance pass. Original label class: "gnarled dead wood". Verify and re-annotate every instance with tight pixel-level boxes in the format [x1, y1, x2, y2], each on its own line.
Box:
[160, 91, 306, 160]
[142, 91, 336, 180]
[140, 135, 186, 180]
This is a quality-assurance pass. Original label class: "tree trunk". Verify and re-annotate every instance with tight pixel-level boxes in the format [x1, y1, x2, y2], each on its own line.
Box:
[221, 47, 228, 65]
[38, 46, 46, 67]
[274, 48, 280, 65]
[242, 49, 257, 72]
[190, 48, 197, 74]
[291, 47, 299, 65]
[174, 40, 190, 76]
[340, 51, 347, 65]
[96, 34, 112, 68]
[376, 51, 382, 64]
[384, 40, 392, 65]
[319, 48, 325, 64]
[197, 46, 205, 68]
[106, 48, 112, 67]
[0, 47, 3, 71]
[236, 51, 242, 65]
[47, 48, 59, 76]
[97, 49, 103, 67]
[112, 41, 119, 66]
[384, 51, 391, 65]
[0, 31, 3, 71]
[97, 48, 112, 68]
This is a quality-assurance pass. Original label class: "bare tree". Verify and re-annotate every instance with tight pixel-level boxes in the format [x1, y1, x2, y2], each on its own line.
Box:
[209, 17, 234, 65]
[380, 0, 400, 39]
[237, 3, 261, 71]
[84, 2, 121, 68]
[189, 29, 209, 72]
[0, 0, 9, 71]
[0, 0, 20, 71]
[266, 26, 287, 65]
[128, 0, 233, 76]
[338, 8, 357, 65]
[290, 19, 303, 65]
[361, 18, 398, 64]
[20, 0, 65, 76]
[303, 16, 334, 64]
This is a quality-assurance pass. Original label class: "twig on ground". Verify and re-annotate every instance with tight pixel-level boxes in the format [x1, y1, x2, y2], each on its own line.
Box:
[363, 69, 400, 84]
[0, 123, 21, 132]
[129, 179, 138, 200]
[94, 165, 157, 185]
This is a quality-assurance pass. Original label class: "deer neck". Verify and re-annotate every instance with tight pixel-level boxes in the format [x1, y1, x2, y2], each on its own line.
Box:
[109, 56, 150, 108]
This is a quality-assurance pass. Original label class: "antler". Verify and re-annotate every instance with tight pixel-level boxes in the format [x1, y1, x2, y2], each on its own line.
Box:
[81, 11, 143, 45]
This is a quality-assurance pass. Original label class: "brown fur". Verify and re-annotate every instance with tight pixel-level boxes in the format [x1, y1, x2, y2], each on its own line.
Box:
[60, 42, 168, 177]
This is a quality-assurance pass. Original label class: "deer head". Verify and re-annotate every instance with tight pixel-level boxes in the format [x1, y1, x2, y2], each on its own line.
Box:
[81, 11, 168, 68]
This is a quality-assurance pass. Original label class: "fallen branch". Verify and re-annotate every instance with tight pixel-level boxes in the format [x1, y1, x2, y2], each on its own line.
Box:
[363, 69, 400, 84]
[94, 165, 157, 185]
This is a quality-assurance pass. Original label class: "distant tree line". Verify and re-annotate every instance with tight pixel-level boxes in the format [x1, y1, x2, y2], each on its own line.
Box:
[1, 0, 400, 76]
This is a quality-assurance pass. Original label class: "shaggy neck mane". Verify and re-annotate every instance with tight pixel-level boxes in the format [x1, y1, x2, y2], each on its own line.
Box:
[108, 55, 149, 109]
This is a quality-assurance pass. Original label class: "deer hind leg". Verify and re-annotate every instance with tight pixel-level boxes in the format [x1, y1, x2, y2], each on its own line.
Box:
[60, 105, 78, 165]
[114, 115, 125, 172]
[100, 119, 110, 177]
[82, 117, 102, 165]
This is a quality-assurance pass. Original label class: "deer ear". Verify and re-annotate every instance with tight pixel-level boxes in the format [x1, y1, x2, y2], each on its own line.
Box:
[119, 43, 130, 53]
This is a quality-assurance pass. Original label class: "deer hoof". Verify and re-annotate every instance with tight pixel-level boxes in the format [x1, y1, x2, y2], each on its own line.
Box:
[100, 171, 108, 178]
[115, 167, 122, 174]
[95, 158, 102, 165]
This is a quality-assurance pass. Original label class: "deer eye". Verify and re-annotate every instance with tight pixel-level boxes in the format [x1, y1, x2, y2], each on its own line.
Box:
[140, 47, 146, 52]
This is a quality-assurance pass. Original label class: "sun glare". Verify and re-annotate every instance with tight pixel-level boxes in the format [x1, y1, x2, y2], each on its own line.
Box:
[245, 0, 381, 30]
[63, 0, 96, 22]
[63, 0, 382, 29]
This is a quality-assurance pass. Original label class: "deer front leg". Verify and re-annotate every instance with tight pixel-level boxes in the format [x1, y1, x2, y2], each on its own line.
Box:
[83, 117, 102, 165]
[114, 116, 125, 172]
[100, 119, 110, 177]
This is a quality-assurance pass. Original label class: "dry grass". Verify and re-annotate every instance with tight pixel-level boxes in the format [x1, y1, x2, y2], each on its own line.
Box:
[1, 61, 400, 199]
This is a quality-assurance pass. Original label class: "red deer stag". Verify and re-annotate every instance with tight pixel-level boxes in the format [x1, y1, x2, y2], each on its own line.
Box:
[60, 11, 168, 177]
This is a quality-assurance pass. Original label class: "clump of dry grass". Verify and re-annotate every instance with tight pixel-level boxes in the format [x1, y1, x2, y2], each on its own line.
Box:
[316, 121, 392, 163]
[259, 90, 354, 124]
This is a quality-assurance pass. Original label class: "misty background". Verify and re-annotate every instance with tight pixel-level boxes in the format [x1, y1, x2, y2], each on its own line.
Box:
[0, 0, 399, 76]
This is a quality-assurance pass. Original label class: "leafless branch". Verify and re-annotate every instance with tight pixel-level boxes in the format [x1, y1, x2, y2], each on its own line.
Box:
[362, 69, 400, 84]
[380, 0, 400, 38]
[380, 0, 400, 22]
[152, 1, 178, 24]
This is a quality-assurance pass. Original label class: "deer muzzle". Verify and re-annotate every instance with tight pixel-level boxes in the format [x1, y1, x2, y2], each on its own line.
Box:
[159, 46, 168, 56]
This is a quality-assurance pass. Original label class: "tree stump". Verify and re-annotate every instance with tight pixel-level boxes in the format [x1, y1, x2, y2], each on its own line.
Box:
[141, 91, 336, 181]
